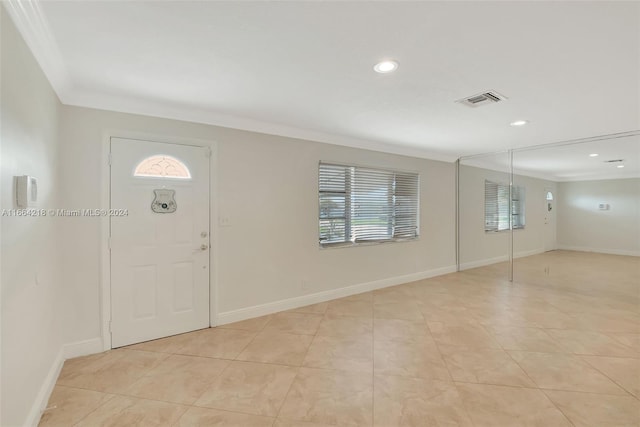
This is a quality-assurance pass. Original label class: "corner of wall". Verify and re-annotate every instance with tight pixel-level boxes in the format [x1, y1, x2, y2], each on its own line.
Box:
[22, 350, 64, 427]
[23, 337, 103, 427]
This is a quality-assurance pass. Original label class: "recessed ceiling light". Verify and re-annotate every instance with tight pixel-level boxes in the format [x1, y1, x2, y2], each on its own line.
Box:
[510, 120, 529, 126]
[617, 165, 625, 168]
[374, 60, 399, 74]
[589, 153, 599, 157]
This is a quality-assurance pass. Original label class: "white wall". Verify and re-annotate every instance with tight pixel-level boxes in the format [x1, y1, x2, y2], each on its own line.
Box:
[2, 4, 456, 423]
[557, 178, 640, 256]
[1, 8, 65, 426]
[458, 164, 557, 269]
[58, 106, 457, 343]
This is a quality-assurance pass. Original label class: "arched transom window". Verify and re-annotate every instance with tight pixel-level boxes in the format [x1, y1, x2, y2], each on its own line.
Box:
[134, 155, 191, 179]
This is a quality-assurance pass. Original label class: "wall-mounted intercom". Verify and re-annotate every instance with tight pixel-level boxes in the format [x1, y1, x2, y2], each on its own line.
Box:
[16, 175, 38, 208]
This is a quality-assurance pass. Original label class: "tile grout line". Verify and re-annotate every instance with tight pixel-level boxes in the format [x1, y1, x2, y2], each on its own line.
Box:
[173, 327, 250, 416]
[271, 304, 327, 424]
[186, 402, 278, 422]
[215, 310, 319, 423]
[175, 313, 291, 425]
[53, 387, 118, 427]
[421, 311, 479, 426]
[503, 347, 577, 426]
[577, 355, 639, 400]
[45, 252, 639, 426]
[371, 294, 376, 427]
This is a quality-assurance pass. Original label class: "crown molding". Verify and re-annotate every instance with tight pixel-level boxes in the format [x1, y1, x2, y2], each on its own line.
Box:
[462, 160, 640, 183]
[3, 0, 71, 101]
[2, 2, 638, 168]
[552, 173, 640, 183]
[3, 1, 457, 163]
[63, 88, 458, 163]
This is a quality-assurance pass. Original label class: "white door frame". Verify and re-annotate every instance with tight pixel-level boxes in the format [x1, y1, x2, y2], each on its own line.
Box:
[100, 131, 219, 351]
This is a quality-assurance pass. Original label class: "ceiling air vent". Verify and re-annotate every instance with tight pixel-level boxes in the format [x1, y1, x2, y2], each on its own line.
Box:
[457, 91, 508, 108]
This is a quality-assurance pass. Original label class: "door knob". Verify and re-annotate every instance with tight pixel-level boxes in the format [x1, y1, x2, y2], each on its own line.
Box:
[200, 244, 209, 251]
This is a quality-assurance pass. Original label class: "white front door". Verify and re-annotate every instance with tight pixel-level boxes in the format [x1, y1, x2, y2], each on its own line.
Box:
[110, 138, 210, 348]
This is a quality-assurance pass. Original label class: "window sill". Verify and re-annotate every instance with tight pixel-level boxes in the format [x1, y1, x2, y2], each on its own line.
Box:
[319, 237, 419, 250]
[484, 227, 526, 234]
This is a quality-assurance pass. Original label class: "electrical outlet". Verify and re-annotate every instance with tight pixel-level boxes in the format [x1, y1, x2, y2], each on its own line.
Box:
[301, 279, 310, 291]
[219, 216, 231, 227]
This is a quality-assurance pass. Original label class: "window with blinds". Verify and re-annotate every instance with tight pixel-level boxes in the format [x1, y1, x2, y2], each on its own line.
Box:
[484, 180, 526, 232]
[319, 163, 419, 246]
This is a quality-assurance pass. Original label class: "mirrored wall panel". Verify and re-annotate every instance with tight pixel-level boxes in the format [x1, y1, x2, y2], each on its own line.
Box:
[458, 131, 639, 289]
[458, 151, 512, 281]
[511, 133, 640, 289]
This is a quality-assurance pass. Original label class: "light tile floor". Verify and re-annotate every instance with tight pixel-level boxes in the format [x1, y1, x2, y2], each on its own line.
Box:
[39, 251, 640, 426]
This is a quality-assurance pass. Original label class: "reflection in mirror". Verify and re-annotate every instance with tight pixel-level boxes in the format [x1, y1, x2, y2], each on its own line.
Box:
[458, 151, 512, 282]
[511, 133, 640, 292]
[457, 131, 639, 292]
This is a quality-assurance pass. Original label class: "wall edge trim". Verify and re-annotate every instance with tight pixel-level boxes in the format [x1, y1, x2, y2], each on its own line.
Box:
[24, 337, 103, 426]
[557, 245, 640, 257]
[24, 349, 64, 427]
[216, 265, 456, 325]
[459, 248, 547, 270]
[62, 337, 104, 360]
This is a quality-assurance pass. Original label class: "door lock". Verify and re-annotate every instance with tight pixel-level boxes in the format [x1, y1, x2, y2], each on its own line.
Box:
[201, 231, 208, 238]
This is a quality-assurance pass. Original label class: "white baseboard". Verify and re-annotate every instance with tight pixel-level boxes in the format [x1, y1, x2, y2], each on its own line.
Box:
[515, 248, 546, 259]
[459, 248, 546, 271]
[63, 337, 104, 360]
[216, 265, 457, 326]
[24, 349, 64, 427]
[557, 245, 640, 257]
[459, 255, 508, 270]
[25, 337, 104, 427]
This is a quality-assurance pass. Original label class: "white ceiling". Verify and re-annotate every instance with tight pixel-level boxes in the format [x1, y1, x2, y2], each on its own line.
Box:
[6, 1, 640, 164]
[462, 133, 640, 182]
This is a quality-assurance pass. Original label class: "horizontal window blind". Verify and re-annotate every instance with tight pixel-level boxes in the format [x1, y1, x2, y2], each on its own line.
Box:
[319, 163, 419, 246]
[319, 164, 349, 244]
[511, 185, 526, 229]
[352, 167, 394, 242]
[484, 180, 526, 232]
[394, 172, 420, 238]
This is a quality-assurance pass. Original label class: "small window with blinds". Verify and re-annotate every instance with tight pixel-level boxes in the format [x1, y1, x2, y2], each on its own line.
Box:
[484, 180, 526, 232]
[319, 162, 419, 247]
